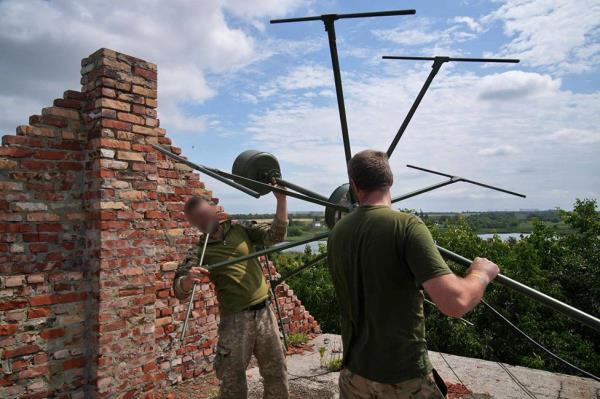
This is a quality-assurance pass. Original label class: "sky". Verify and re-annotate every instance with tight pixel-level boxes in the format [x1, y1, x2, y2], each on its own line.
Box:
[0, 0, 598, 213]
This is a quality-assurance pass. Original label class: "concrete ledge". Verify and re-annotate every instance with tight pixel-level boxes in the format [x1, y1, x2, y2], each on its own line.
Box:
[245, 334, 600, 399]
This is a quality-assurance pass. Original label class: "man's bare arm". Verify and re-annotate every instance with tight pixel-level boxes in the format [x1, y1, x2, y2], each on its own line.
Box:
[423, 257, 499, 318]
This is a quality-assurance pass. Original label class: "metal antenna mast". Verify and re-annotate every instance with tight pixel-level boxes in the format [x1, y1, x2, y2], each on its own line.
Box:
[383, 56, 519, 158]
[271, 9, 416, 203]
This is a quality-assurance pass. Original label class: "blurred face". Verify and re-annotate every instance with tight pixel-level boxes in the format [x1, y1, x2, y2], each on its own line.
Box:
[185, 200, 219, 233]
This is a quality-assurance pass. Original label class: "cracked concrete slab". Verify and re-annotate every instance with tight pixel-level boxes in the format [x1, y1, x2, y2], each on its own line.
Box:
[246, 334, 600, 399]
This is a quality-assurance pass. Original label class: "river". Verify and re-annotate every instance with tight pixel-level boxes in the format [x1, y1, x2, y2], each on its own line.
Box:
[280, 232, 529, 253]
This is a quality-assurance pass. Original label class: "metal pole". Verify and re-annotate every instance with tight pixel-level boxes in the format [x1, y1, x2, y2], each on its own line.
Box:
[386, 58, 447, 158]
[382, 56, 519, 63]
[207, 167, 350, 212]
[206, 232, 330, 271]
[180, 231, 211, 342]
[152, 144, 260, 198]
[383, 55, 520, 157]
[323, 16, 352, 166]
[436, 245, 600, 332]
[391, 178, 458, 204]
[153, 144, 349, 212]
[270, 9, 416, 24]
[406, 164, 526, 198]
[262, 253, 289, 350]
[275, 177, 330, 202]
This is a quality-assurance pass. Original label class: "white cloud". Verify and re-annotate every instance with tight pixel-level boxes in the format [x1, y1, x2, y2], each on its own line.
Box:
[478, 145, 520, 156]
[546, 128, 600, 144]
[255, 64, 332, 99]
[372, 17, 482, 47]
[0, 0, 304, 134]
[452, 16, 484, 33]
[484, 0, 600, 74]
[478, 70, 561, 100]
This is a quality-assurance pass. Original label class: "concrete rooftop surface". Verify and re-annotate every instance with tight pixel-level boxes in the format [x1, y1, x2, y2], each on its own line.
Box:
[243, 334, 600, 399]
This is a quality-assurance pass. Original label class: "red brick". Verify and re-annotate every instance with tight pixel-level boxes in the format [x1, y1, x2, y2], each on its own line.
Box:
[35, 150, 67, 160]
[0, 299, 28, 311]
[29, 292, 86, 306]
[0, 324, 18, 336]
[40, 328, 65, 340]
[29, 114, 68, 128]
[98, 138, 131, 150]
[101, 119, 131, 131]
[0, 147, 34, 158]
[2, 344, 40, 359]
[63, 356, 86, 370]
[53, 98, 82, 109]
[37, 223, 62, 232]
[2, 135, 44, 147]
[28, 308, 51, 319]
[133, 67, 157, 81]
[64, 90, 86, 101]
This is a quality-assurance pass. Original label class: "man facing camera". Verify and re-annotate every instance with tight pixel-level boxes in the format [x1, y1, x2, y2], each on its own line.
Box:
[327, 150, 499, 399]
[173, 187, 289, 399]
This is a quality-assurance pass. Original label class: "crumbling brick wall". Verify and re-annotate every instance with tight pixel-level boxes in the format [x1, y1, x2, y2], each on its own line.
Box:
[0, 48, 319, 398]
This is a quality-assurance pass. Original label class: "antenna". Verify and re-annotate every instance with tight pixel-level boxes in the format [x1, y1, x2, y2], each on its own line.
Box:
[272, 10, 416, 203]
[383, 56, 520, 158]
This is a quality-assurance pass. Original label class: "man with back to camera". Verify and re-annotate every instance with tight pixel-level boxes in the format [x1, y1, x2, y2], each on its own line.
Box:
[327, 150, 500, 399]
[173, 184, 289, 399]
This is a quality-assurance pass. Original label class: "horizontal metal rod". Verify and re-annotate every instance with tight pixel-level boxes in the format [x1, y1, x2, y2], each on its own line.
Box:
[275, 177, 330, 202]
[382, 55, 520, 63]
[271, 253, 328, 288]
[206, 167, 350, 212]
[152, 144, 261, 198]
[205, 232, 330, 271]
[437, 246, 600, 332]
[406, 164, 526, 198]
[391, 179, 458, 204]
[270, 9, 415, 24]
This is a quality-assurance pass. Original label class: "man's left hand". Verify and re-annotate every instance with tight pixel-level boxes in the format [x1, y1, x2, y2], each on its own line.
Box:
[271, 178, 287, 202]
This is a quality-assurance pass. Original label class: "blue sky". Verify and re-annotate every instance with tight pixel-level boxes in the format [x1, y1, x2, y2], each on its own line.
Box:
[1, 0, 598, 213]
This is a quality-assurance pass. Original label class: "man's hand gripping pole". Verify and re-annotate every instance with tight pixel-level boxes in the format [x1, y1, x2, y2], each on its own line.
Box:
[180, 230, 211, 343]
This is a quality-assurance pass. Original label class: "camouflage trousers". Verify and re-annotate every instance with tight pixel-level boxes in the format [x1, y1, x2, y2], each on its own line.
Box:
[339, 368, 447, 399]
[214, 304, 289, 399]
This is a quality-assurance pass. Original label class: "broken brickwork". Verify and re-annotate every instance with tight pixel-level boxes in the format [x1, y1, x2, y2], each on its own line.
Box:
[0, 48, 319, 398]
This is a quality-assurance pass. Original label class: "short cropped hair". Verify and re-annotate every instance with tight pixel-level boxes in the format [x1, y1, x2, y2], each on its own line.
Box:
[348, 150, 393, 191]
[184, 196, 205, 214]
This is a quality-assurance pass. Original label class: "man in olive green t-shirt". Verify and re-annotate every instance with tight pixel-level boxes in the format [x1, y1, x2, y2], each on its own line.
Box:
[328, 150, 500, 399]
[173, 187, 289, 399]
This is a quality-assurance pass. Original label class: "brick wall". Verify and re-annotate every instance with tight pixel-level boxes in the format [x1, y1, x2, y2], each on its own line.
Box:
[0, 48, 319, 398]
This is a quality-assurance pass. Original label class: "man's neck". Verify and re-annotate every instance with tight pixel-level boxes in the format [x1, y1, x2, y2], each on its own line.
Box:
[358, 189, 392, 207]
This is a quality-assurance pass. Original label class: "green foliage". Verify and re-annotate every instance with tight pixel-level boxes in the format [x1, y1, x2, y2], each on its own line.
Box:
[287, 332, 309, 346]
[273, 199, 600, 377]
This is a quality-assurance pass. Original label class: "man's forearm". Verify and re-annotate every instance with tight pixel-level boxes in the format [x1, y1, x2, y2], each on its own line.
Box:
[454, 273, 489, 315]
[275, 197, 288, 223]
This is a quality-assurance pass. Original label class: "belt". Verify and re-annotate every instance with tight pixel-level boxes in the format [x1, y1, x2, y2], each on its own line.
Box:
[242, 299, 269, 312]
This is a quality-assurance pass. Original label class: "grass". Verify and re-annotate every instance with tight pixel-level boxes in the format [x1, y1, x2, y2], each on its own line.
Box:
[287, 332, 309, 346]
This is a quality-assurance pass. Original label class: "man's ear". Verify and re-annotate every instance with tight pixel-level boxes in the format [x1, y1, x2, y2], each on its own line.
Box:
[349, 180, 360, 203]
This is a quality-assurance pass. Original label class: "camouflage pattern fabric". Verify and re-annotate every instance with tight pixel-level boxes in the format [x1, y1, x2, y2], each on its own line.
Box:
[338, 368, 447, 399]
[215, 305, 289, 399]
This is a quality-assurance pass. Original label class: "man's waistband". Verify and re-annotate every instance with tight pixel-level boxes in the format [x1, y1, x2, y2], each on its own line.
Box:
[242, 299, 270, 312]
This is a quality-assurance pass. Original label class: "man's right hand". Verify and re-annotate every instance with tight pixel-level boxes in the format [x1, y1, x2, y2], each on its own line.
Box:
[181, 266, 210, 292]
[466, 257, 499, 285]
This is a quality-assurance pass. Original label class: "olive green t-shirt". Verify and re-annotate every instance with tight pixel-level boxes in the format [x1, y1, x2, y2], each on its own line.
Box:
[174, 218, 288, 315]
[327, 205, 452, 383]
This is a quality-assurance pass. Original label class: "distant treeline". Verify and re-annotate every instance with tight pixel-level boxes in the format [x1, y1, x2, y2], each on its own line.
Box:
[230, 209, 569, 235]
